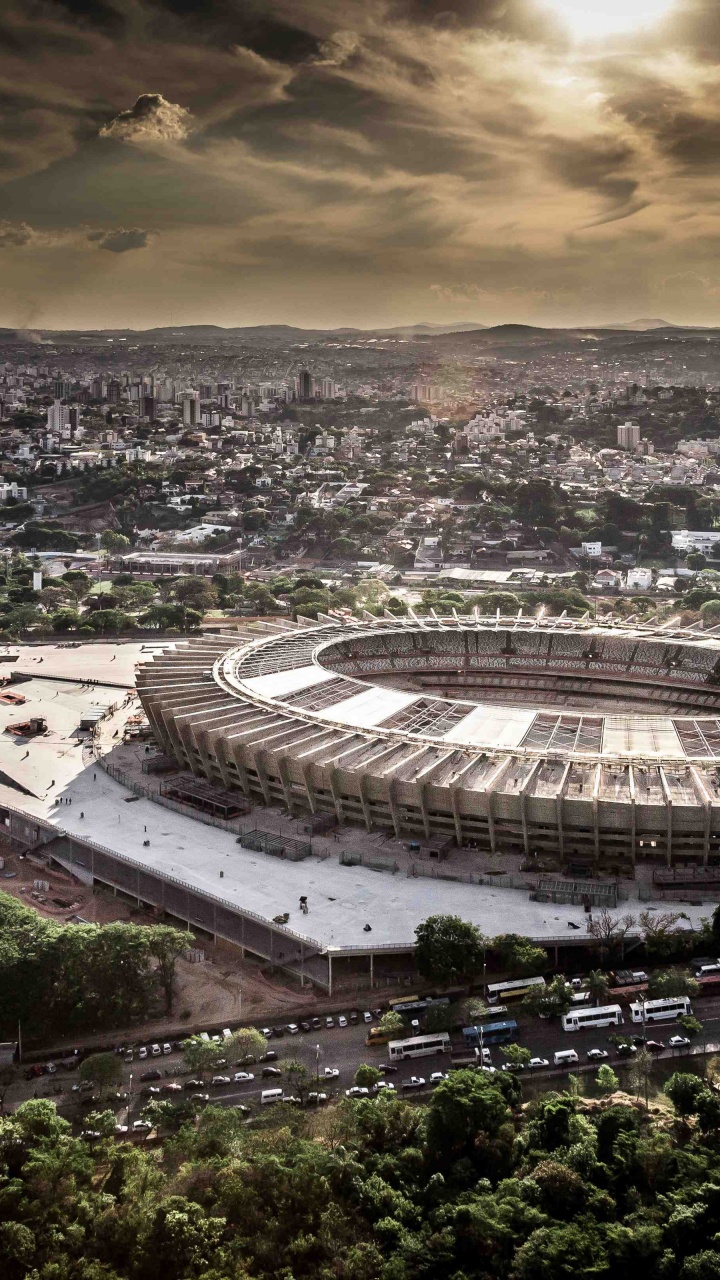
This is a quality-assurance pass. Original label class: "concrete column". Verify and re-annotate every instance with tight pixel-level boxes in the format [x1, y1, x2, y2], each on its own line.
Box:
[329, 769, 345, 824]
[277, 755, 295, 814]
[254, 753, 273, 806]
[301, 763, 317, 815]
[387, 779, 401, 838]
[358, 774, 373, 831]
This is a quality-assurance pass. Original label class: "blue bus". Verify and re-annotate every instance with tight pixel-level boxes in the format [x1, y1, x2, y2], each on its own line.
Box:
[463, 1020, 518, 1047]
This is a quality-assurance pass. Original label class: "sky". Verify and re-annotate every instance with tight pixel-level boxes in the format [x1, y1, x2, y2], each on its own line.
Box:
[1, 0, 720, 331]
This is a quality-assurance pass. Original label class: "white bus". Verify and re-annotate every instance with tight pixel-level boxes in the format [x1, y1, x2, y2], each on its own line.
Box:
[561, 1003, 624, 1032]
[486, 976, 546, 1003]
[630, 996, 692, 1024]
[388, 1033, 451, 1061]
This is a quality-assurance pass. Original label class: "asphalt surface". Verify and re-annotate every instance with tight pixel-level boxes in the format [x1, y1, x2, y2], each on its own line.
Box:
[13, 995, 720, 1123]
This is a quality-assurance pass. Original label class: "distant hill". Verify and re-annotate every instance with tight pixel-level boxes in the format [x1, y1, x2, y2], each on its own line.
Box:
[599, 318, 677, 331]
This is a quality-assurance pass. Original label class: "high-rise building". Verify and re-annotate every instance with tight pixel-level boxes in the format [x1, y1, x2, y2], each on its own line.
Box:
[143, 395, 157, 421]
[107, 380, 122, 405]
[53, 378, 72, 399]
[617, 421, 640, 450]
[90, 378, 105, 400]
[47, 399, 71, 433]
[321, 377, 337, 399]
[181, 392, 201, 427]
[297, 369, 313, 400]
[410, 383, 441, 403]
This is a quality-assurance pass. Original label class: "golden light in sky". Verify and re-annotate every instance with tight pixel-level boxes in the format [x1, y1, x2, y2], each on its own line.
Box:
[546, 0, 677, 39]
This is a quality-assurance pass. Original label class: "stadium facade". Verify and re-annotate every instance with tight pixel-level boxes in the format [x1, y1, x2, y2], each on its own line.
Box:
[137, 614, 720, 878]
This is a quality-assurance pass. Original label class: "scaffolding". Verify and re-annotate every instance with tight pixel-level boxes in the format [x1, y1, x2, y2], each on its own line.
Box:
[160, 774, 250, 820]
[532, 878, 618, 908]
[240, 829, 312, 861]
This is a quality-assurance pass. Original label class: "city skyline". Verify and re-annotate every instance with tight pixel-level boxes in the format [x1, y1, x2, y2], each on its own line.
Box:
[0, 0, 719, 330]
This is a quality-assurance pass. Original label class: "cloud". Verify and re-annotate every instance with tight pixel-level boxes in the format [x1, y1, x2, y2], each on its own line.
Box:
[99, 92, 192, 144]
[88, 227, 151, 252]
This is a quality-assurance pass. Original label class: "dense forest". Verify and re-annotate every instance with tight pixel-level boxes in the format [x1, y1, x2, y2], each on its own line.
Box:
[3, 1069, 720, 1280]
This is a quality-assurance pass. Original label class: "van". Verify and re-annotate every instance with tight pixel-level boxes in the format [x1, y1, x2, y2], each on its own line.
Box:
[553, 1049, 579, 1067]
[261, 1088, 283, 1105]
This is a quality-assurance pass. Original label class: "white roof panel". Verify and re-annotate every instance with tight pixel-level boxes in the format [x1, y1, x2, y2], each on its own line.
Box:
[316, 686, 417, 729]
[444, 705, 537, 748]
[602, 716, 683, 758]
[242, 665, 332, 699]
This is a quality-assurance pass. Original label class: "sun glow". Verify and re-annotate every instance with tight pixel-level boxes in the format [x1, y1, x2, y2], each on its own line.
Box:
[546, 0, 677, 39]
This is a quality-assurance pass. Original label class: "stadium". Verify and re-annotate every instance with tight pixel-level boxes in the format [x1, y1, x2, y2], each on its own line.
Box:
[137, 612, 720, 879]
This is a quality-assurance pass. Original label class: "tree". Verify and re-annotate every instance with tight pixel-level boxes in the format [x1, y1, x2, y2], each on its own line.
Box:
[665, 1072, 706, 1117]
[146, 926, 190, 1015]
[230, 1027, 268, 1061]
[377, 1010, 405, 1039]
[79, 1052, 124, 1091]
[181, 1036, 228, 1075]
[493, 933, 547, 977]
[414, 914, 486, 984]
[502, 1043, 531, 1068]
[596, 1064, 619, 1095]
[355, 1064, 382, 1090]
[522, 975, 572, 1019]
[678, 1014, 703, 1043]
[687, 552, 707, 571]
[283, 1059, 312, 1101]
[639, 911, 692, 961]
[587, 910, 636, 961]
[586, 969, 610, 1003]
[425, 1069, 510, 1162]
[51, 607, 81, 632]
[100, 531, 131, 552]
[85, 608, 132, 635]
[630, 1046, 653, 1107]
[647, 967, 699, 999]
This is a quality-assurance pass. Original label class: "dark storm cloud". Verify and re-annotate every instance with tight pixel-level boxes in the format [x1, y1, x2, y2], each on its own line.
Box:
[0, 0, 719, 328]
[88, 228, 151, 252]
[542, 137, 639, 205]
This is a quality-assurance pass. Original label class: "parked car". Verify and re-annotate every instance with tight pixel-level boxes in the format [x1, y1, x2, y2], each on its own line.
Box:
[349, 1011, 359, 1024]
[338, 1015, 348, 1028]
[528, 1058, 549, 1070]
[311, 1017, 322, 1030]
[272, 1026, 285, 1038]
[138, 1047, 148, 1060]
[669, 1035, 691, 1048]
[142, 1086, 161, 1097]
[260, 1050, 278, 1062]
[140, 1069, 162, 1082]
[615, 1043, 637, 1057]
[262, 1066, 282, 1078]
[183, 1078, 206, 1090]
[378, 1064, 398, 1074]
[234, 1072, 254, 1083]
[163, 1082, 183, 1092]
[162, 1043, 172, 1055]
[586, 1049, 609, 1061]
[287, 1024, 299, 1035]
[115, 1124, 128, 1134]
[345, 1086, 369, 1097]
[261, 1027, 272, 1039]
[151, 1044, 161, 1057]
[300, 1021, 311, 1033]
[124, 1050, 134, 1063]
[325, 1017, 334, 1029]
[132, 1120, 152, 1132]
[190, 1093, 210, 1104]
[363, 1012, 372, 1023]
[429, 1071, 448, 1084]
[234, 1104, 251, 1115]
[322, 1067, 340, 1080]
[402, 1077, 426, 1090]
[373, 1081, 395, 1092]
[646, 1040, 666, 1053]
[211, 1075, 231, 1086]
[307, 1092, 328, 1104]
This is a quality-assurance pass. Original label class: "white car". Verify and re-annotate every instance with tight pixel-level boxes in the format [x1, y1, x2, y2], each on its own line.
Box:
[373, 1081, 395, 1092]
[363, 1012, 372, 1023]
[338, 1015, 348, 1028]
[162, 1043, 172, 1055]
[234, 1072, 254, 1083]
[132, 1120, 152, 1132]
[429, 1071, 448, 1084]
[480, 1065, 497, 1074]
[480, 1048, 492, 1065]
[287, 1024, 300, 1035]
[528, 1057, 550, 1070]
[586, 1049, 609, 1061]
[211, 1075, 231, 1086]
[115, 1124, 128, 1134]
[323, 1067, 340, 1079]
[138, 1047, 148, 1060]
[162, 1082, 183, 1093]
[669, 1035, 691, 1048]
[307, 1092, 328, 1104]
[346, 1086, 369, 1097]
[401, 1076, 426, 1090]
[151, 1044, 161, 1057]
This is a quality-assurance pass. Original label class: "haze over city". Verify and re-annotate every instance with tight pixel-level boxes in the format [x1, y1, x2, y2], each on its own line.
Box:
[1, 0, 720, 330]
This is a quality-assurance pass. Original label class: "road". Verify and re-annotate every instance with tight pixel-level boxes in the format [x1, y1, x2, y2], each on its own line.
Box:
[12, 996, 720, 1122]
